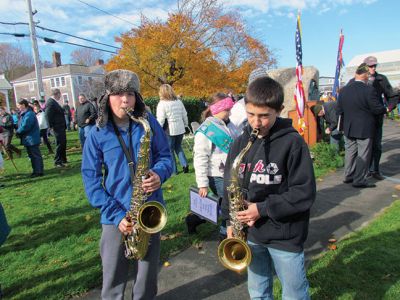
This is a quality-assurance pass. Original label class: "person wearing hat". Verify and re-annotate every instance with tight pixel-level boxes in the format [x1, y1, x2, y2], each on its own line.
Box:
[311, 101, 342, 152]
[337, 63, 386, 188]
[363, 56, 398, 180]
[81, 69, 173, 299]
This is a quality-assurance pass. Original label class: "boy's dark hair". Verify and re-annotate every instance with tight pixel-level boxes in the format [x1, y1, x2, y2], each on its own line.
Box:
[17, 98, 30, 107]
[245, 77, 284, 111]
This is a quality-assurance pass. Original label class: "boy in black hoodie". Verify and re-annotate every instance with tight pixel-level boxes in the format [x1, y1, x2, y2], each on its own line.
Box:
[221, 77, 316, 299]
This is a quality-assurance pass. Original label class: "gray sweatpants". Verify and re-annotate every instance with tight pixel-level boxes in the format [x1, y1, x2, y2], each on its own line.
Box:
[100, 224, 160, 300]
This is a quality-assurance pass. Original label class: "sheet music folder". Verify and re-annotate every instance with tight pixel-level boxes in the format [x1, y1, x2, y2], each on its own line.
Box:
[189, 187, 219, 224]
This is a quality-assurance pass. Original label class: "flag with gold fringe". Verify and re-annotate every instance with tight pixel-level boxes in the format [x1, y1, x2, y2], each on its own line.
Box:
[294, 12, 306, 134]
[332, 29, 345, 100]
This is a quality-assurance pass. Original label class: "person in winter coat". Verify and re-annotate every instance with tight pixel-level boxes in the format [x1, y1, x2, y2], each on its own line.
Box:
[45, 88, 67, 167]
[221, 77, 316, 299]
[188, 93, 239, 236]
[33, 103, 53, 154]
[16, 99, 44, 177]
[81, 69, 173, 299]
[0, 106, 21, 158]
[75, 94, 97, 147]
[156, 84, 189, 174]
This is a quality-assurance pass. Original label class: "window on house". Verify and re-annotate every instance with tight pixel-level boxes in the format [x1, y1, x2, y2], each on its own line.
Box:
[61, 77, 66, 86]
[29, 81, 35, 91]
[56, 77, 60, 87]
[78, 76, 83, 85]
[62, 93, 69, 103]
[51, 78, 55, 88]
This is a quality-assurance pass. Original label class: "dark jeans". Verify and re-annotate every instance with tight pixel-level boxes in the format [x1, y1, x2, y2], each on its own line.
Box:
[208, 176, 226, 236]
[369, 125, 382, 173]
[26, 144, 43, 175]
[53, 129, 67, 165]
[40, 129, 53, 153]
[168, 134, 188, 174]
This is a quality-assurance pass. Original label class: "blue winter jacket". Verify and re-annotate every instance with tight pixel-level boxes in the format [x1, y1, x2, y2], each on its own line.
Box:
[16, 109, 41, 146]
[81, 113, 173, 226]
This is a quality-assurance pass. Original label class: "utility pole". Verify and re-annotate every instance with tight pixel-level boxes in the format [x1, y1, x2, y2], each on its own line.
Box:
[26, 0, 45, 101]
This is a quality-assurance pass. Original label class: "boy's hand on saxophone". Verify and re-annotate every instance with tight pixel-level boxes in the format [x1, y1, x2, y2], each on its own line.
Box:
[142, 170, 161, 193]
[118, 217, 133, 235]
[237, 202, 260, 227]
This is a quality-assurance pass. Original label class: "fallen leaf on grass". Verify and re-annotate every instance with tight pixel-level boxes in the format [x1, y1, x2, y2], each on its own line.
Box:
[85, 215, 92, 221]
[328, 238, 337, 243]
[161, 232, 183, 241]
[317, 178, 323, 182]
[391, 194, 398, 198]
[328, 244, 337, 250]
[382, 273, 392, 280]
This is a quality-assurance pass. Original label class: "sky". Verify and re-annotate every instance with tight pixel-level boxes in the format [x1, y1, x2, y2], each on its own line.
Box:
[1, 0, 399, 77]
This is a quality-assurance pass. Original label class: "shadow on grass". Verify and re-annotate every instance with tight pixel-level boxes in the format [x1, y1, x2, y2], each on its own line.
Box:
[0, 206, 97, 253]
[3, 255, 101, 299]
[309, 229, 400, 299]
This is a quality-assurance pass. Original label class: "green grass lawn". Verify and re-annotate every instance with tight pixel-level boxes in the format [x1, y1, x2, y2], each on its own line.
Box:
[0, 133, 347, 299]
[307, 200, 400, 300]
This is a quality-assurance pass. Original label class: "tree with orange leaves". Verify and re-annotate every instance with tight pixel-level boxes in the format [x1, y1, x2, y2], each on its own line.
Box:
[107, 0, 276, 97]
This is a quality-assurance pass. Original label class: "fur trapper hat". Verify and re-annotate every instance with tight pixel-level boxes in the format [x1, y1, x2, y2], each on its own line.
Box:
[96, 69, 142, 128]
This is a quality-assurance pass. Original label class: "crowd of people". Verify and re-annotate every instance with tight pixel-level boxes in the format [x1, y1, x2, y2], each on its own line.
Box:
[0, 55, 399, 299]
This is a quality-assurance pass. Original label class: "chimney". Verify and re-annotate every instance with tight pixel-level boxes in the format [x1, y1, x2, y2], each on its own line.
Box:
[95, 59, 104, 66]
[52, 51, 62, 67]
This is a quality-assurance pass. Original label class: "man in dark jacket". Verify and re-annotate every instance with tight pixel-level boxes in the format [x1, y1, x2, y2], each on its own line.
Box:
[364, 56, 398, 180]
[45, 88, 67, 167]
[75, 93, 97, 147]
[337, 63, 386, 188]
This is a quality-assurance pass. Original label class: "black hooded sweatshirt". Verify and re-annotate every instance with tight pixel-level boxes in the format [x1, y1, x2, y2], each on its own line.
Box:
[221, 118, 316, 252]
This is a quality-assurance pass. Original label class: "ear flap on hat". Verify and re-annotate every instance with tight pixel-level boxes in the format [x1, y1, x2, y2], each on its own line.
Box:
[96, 94, 109, 128]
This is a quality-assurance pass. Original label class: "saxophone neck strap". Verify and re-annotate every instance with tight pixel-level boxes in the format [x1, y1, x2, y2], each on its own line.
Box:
[111, 117, 135, 183]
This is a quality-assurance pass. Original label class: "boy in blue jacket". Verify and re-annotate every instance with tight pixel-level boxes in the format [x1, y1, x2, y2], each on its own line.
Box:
[221, 77, 316, 299]
[82, 70, 173, 299]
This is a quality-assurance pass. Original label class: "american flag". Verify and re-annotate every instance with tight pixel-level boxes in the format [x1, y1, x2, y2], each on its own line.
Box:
[294, 12, 306, 134]
[332, 30, 345, 100]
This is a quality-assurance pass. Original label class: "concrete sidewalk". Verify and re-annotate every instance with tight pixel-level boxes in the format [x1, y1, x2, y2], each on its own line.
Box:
[80, 120, 400, 300]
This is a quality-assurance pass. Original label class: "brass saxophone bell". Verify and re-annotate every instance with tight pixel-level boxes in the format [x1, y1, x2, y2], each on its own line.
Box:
[138, 201, 168, 234]
[217, 237, 252, 273]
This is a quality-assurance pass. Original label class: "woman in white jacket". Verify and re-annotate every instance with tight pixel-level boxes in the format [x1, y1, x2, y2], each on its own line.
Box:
[33, 103, 54, 154]
[188, 93, 239, 236]
[156, 84, 189, 175]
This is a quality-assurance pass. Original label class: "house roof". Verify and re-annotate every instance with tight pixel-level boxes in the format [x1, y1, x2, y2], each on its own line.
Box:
[346, 49, 400, 67]
[0, 74, 12, 90]
[12, 64, 105, 83]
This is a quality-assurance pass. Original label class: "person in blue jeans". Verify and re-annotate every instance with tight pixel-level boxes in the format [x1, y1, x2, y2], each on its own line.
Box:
[16, 99, 44, 177]
[75, 94, 97, 148]
[156, 84, 189, 174]
[221, 77, 316, 299]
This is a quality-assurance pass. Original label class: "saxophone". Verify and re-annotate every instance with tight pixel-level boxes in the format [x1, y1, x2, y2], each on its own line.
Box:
[218, 128, 260, 273]
[123, 108, 168, 260]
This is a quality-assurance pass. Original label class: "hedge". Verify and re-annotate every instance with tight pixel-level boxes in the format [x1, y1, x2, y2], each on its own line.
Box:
[144, 96, 207, 125]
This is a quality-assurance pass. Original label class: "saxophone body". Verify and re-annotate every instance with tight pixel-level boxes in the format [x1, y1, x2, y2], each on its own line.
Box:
[123, 108, 168, 260]
[218, 128, 260, 273]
